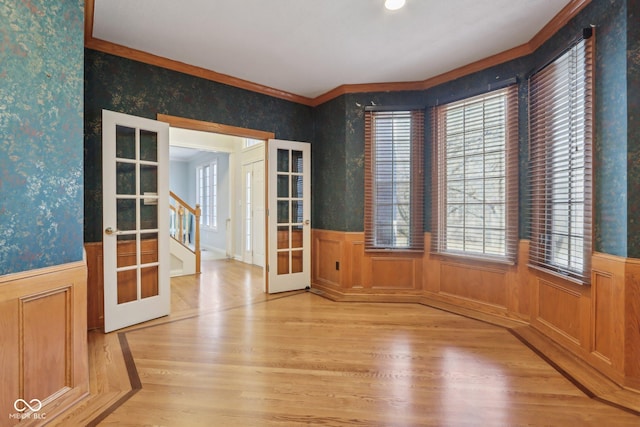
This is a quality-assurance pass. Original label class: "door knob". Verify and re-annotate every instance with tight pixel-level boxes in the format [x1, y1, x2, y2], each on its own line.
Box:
[304, 220, 310, 225]
[105, 227, 117, 235]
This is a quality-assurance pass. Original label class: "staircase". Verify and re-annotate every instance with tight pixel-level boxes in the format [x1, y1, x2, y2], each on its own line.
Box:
[169, 191, 201, 276]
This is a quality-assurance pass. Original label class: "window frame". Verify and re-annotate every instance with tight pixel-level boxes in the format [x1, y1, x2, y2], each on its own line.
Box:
[196, 159, 218, 230]
[364, 108, 425, 252]
[528, 35, 594, 285]
[432, 85, 519, 264]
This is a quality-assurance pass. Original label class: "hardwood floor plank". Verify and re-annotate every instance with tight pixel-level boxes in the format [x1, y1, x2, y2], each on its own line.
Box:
[54, 259, 640, 426]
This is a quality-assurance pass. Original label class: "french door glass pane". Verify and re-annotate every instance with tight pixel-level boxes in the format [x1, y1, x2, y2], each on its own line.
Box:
[292, 250, 303, 273]
[278, 175, 289, 198]
[292, 150, 303, 173]
[141, 164, 158, 194]
[140, 199, 158, 230]
[277, 149, 289, 172]
[278, 201, 289, 223]
[140, 129, 158, 162]
[117, 234, 137, 267]
[116, 125, 135, 159]
[141, 266, 159, 299]
[278, 252, 289, 275]
[278, 226, 289, 249]
[117, 199, 136, 231]
[117, 269, 137, 304]
[291, 176, 303, 198]
[116, 162, 136, 195]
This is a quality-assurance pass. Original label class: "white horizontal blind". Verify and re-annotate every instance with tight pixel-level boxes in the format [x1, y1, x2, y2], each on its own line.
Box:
[528, 36, 593, 284]
[432, 86, 519, 262]
[364, 110, 424, 251]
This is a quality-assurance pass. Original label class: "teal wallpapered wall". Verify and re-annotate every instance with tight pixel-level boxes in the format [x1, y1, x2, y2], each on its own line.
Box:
[311, 96, 347, 231]
[312, 0, 637, 257]
[0, 0, 84, 276]
[593, 0, 628, 256]
[84, 50, 314, 242]
[626, 0, 640, 257]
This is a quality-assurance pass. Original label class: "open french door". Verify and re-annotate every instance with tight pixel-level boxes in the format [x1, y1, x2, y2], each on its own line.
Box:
[267, 139, 311, 293]
[102, 110, 170, 332]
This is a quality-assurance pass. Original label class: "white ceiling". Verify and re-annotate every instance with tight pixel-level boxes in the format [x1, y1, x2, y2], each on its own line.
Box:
[92, 0, 572, 99]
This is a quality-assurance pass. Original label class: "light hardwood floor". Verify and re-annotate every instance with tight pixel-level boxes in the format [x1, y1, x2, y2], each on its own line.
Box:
[53, 259, 639, 426]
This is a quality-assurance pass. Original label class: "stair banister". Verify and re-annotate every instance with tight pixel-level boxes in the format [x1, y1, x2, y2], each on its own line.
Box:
[169, 191, 202, 274]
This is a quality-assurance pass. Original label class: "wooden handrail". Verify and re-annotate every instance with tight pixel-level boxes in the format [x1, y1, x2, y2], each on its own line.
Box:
[170, 191, 197, 216]
[169, 191, 202, 274]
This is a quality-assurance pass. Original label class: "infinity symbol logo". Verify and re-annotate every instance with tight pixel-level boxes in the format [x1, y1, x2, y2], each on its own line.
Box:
[14, 398, 42, 413]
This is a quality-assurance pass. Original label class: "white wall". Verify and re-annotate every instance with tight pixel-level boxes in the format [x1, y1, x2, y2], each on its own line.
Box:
[169, 160, 189, 200]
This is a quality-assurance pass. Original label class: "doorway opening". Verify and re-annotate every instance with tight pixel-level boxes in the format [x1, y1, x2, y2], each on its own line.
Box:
[159, 114, 275, 279]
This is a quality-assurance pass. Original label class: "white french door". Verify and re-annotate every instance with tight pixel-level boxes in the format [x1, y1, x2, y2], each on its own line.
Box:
[267, 139, 311, 293]
[102, 110, 170, 332]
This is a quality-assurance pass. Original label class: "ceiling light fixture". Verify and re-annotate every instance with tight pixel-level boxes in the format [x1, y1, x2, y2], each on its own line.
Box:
[385, 0, 406, 11]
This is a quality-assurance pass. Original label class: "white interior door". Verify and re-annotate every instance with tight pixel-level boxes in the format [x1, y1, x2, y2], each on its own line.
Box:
[267, 139, 311, 293]
[242, 159, 265, 267]
[102, 110, 170, 332]
[252, 160, 265, 267]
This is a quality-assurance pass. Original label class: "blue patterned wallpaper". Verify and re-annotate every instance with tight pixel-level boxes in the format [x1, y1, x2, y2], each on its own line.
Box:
[84, 50, 313, 242]
[593, 0, 628, 256]
[312, 96, 347, 230]
[626, 0, 640, 257]
[0, 0, 84, 275]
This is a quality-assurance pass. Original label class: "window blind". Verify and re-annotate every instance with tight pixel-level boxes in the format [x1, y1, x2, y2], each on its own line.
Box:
[528, 35, 593, 284]
[364, 110, 424, 251]
[432, 85, 519, 263]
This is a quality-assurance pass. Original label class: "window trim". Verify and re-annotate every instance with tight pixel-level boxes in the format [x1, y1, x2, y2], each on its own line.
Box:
[196, 159, 218, 230]
[431, 85, 519, 263]
[364, 109, 425, 252]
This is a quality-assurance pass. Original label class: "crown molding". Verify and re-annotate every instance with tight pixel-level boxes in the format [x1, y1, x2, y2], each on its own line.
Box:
[84, 36, 315, 106]
[84, 0, 591, 108]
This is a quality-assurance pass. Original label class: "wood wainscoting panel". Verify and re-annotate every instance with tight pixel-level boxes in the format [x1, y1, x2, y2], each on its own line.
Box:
[85, 242, 104, 330]
[439, 262, 507, 308]
[0, 261, 89, 426]
[21, 287, 72, 403]
[535, 278, 584, 346]
[590, 252, 627, 385]
[0, 299, 19, 423]
[369, 256, 421, 290]
[624, 258, 640, 388]
[592, 270, 614, 365]
[346, 234, 364, 289]
[506, 240, 532, 319]
[316, 236, 342, 287]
